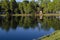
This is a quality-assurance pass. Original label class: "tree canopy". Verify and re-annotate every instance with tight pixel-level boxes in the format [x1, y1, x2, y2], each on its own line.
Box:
[0, 0, 60, 14]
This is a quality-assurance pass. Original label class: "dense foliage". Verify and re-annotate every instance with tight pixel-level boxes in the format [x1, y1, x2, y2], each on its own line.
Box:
[0, 0, 60, 14]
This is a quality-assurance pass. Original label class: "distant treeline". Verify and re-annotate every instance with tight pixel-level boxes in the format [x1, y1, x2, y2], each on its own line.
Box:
[0, 0, 60, 14]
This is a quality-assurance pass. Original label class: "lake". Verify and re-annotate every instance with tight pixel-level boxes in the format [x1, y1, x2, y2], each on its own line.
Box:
[0, 16, 59, 40]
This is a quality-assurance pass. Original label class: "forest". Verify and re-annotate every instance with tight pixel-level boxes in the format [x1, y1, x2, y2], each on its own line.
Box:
[0, 0, 60, 15]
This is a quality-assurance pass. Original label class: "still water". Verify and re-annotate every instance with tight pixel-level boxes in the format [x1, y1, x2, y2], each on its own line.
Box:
[0, 16, 59, 40]
[0, 24, 55, 40]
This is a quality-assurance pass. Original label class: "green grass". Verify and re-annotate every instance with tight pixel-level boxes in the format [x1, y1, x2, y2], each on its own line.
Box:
[0, 14, 60, 16]
[38, 30, 60, 40]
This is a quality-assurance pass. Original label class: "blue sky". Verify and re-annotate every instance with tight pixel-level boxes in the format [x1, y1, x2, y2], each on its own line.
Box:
[16, 0, 38, 2]
[16, 0, 23, 2]
[16, 0, 53, 2]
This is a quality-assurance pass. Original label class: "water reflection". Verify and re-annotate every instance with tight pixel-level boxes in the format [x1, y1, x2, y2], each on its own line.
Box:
[41, 16, 60, 30]
[0, 16, 38, 31]
[0, 16, 59, 40]
[0, 16, 60, 31]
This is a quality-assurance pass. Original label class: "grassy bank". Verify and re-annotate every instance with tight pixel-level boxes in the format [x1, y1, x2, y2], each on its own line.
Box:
[1, 14, 60, 16]
[38, 30, 60, 40]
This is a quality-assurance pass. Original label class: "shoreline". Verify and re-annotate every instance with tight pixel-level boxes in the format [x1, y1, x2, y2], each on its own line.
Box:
[36, 30, 60, 40]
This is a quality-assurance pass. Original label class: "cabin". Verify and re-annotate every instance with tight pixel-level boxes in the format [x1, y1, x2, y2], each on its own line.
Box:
[39, 11, 43, 19]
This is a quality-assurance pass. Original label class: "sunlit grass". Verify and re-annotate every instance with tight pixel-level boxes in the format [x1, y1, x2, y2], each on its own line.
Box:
[39, 30, 60, 40]
[1, 14, 60, 16]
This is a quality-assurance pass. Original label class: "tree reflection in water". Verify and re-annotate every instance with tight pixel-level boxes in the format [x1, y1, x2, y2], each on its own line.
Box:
[0, 16, 38, 31]
[0, 16, 60, 31]
[41, 16, 60, 30]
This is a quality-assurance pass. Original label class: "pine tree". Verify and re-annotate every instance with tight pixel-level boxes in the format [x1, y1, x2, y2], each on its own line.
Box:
[10, 0, 18, 14]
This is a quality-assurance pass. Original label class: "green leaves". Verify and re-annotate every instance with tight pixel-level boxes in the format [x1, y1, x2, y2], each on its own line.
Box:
[18, 1, 38, 14]
[40, 0, 60, 13]
[10, 0, 18, 13]
[0, 0, 60, 14]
